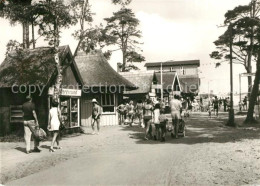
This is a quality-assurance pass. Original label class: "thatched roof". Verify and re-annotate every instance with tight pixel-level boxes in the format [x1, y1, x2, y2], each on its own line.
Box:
[0, 45, 75, 87]
[179, 76, 199, 93]
[155, 72, 177, 90]
[145, 60, 200, 67]
[120, 71, 157, 94]
[74, 50, 136, 89]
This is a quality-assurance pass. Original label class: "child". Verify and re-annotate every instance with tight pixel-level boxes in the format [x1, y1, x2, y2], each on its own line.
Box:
[158, 109, 168, 142]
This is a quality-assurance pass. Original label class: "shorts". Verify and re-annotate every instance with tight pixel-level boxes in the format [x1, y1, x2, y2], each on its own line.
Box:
[154, 123, 160, 130]
[171, 111, 181, 120]
[159, 122, 167, 131]
[92, 115, 100, 120]
[143, 115, 152, 120]
[135, 112, 143, 117]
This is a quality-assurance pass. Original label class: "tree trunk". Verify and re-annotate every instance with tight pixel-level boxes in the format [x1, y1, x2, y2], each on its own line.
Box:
[32, 22, 35, 49]
[53, 15, 63, 103]
[74, 40, 82, 57]
[247, 38, 253, 97]
[25, 21, 30, 49]
[247, 0, 256, 97]
[22, 22, 26, 49]
[248, 75, 252, 97]
[244, 53, 260, 124]
[122, 50, 126, 72]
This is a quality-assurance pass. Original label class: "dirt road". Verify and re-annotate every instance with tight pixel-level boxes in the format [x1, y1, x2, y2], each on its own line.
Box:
[2, 112, 260, 185]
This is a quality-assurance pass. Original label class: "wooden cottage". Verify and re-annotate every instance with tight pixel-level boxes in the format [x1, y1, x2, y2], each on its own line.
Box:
[179, 76, 200, 96]
[155, 71, 181, 103]
[119, 71, 158, 102]
[74, 50, 136, 126]
[120, 71, 181, 105]
[0, 46, 83, 135]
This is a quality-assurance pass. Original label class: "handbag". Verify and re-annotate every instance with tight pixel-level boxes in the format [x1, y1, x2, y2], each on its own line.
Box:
[59, 122, 65, 131]
[25, 122, 47, 141]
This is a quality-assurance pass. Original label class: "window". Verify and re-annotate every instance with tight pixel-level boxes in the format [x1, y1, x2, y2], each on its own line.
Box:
[101, 93, 115, 113]
[170, 67, 175, 72]
[180, 66, 185, 75]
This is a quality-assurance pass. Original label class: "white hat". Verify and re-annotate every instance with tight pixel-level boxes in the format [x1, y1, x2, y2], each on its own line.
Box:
[92, 98, 98, 103]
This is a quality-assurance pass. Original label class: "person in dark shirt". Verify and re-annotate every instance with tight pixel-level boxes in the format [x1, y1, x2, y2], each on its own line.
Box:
[243, 96, 248, 111]
[213, 96, 219, 117]
[22, 95, 40, 154]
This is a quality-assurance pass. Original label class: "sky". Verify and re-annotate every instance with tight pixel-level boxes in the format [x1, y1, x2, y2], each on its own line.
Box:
[0, 0, 254, 95]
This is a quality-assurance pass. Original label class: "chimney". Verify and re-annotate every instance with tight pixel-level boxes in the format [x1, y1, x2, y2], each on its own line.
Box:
[117, 62, 122, 72]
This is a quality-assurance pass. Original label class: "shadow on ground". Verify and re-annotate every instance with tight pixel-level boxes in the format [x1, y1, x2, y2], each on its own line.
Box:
[120, 112, 260, 145]
[15, 147, 27, 153]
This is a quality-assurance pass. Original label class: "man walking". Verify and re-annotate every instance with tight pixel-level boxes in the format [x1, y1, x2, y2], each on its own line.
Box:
[243, 96, 248, 111]
[117, 102, 125, 125]
[22, 95, 41, 154]
[213, 96, 219, 117]
[169, 95, 182, 139]
[91, 99, 102, 134]
[223, 97, 227, 112]
[135, 100, 144, 128]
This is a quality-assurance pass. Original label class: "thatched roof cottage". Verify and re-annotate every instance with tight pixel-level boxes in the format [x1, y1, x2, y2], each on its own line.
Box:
[0, 46, 83, 134]
[74, 50, 136, 126]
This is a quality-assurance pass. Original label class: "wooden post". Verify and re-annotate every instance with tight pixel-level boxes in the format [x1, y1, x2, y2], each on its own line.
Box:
[160, 62, 163, 100]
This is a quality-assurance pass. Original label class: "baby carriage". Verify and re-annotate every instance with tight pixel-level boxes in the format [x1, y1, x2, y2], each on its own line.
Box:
[178, 118, 186, 137]
[166, 114, 186, 138]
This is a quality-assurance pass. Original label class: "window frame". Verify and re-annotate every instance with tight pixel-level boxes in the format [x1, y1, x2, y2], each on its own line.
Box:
[100, 93, 116, 114]
[180, 66, 186, 75]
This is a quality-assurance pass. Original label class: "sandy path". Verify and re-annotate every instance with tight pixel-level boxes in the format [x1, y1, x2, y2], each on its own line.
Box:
[2, 112, 260, 185]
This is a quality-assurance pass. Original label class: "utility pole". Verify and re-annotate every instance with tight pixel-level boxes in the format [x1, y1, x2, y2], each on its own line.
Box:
[227, 23, 236, 127]
[239, 73, 241, 104]
[160, 62, 163, 101]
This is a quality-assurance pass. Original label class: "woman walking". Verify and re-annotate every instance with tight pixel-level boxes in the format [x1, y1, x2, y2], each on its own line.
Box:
[143, 99, 154, 140]
[48, 101, 62, 152]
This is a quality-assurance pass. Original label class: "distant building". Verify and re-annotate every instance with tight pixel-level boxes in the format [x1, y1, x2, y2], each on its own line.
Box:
[119, 71, 157, 102]
[120, 71, 181, 104]
[145, 60, 200, 95]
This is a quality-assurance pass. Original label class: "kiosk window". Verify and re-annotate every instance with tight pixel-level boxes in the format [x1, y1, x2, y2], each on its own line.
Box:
[101, 94, 115, 113]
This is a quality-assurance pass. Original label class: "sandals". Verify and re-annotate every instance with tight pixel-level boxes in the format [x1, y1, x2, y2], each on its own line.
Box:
[49, 148, 55, 152]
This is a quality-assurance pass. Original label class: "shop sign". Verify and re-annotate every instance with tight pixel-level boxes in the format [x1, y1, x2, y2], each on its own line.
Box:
[241, 73, 255, 77]
[48, 87, 81, 97]
[152, 84, 163, 89]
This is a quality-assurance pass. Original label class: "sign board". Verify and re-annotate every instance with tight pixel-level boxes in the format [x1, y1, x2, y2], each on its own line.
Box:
[48, 87, 81, 97]
[152, 84, 163, 89]
[149, 92, 156, 97]
[241, 73, 255, 77]
[172, 91, 181, 95]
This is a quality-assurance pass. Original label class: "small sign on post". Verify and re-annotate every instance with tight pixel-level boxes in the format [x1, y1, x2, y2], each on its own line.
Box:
[48, 87, 81, 97]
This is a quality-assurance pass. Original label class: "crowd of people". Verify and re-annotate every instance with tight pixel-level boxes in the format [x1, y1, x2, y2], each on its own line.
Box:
[21, 91, 256, 155]
[21, 92, 258, 154]
[116, 95, 187, 142]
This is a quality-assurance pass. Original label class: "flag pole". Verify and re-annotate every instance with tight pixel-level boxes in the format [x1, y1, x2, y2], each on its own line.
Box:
[161, 62, 163, 100]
